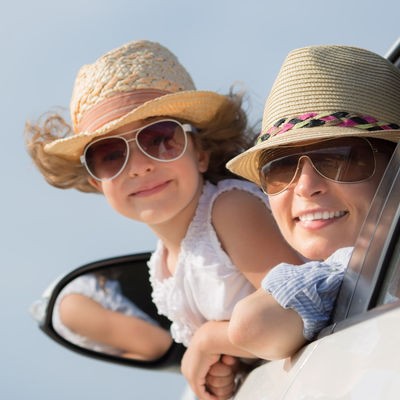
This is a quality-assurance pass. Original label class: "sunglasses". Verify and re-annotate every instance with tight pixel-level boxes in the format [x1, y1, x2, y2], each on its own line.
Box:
[81, 119, 194, 181]
[259, 137, 379, 195]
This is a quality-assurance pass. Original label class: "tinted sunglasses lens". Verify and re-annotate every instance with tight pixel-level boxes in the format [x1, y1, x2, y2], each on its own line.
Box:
[137, 121, 186, 160]
[260, 155, 299, 195]
[85, 137, 127, 180]
[260, 138, 375, 195]
[311, 140, 374, 182]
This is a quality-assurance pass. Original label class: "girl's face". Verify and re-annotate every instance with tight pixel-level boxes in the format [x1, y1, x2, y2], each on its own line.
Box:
[268, 150, 389, 261]
[89, 119, 209, 229]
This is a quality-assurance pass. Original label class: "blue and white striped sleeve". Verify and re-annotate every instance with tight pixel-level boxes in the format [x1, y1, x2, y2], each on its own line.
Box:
[261, 247, 354, 340]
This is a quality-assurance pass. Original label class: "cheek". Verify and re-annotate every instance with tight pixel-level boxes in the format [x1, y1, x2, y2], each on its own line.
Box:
[186, 137, 210, 173]
[352, 169, 385, 207]
[99, 183, 121, 208]
[269, 194, 291, 229]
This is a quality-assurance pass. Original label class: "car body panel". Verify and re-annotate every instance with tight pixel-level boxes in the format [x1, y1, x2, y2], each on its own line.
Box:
[286, 305, 400, 399]
[236, 305, 400, 399]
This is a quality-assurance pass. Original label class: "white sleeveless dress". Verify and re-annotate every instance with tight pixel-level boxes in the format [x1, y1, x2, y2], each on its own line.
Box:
[148, 179, 270, 346]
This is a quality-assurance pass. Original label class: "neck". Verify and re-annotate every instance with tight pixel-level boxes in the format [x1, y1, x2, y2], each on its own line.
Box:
[150, 212, 193, 277]
[149, 180, 205, 274]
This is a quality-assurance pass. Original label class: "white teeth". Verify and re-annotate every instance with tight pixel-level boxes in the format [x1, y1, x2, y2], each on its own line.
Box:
[322, 211, 330, 219]
[299, 211, 345, 221]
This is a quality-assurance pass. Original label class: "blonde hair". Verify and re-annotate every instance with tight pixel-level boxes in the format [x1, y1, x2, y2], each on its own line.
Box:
[25, 113, 97, 193]
[25, 91, 255, 193]
[191, 90, 255, 183]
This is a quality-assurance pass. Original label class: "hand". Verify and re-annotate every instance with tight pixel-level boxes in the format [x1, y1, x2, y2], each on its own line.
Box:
[181, 341, 220, 400]
[181, 321, 255, 399]
[205, 355, 240, 399]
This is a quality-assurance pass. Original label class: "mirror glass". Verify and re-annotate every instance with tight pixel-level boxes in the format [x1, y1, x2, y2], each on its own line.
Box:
[52, 270, 173, 360]
[30, 253, 178, 365]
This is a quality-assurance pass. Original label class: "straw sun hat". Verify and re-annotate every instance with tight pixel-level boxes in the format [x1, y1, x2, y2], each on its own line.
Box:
[227, 45, 400, 185]
[44, 40, 230, 160]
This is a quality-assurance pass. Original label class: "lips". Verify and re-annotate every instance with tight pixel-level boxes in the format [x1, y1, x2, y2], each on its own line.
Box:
[297, 210, 347, 222]
[130, 180, 171, 196]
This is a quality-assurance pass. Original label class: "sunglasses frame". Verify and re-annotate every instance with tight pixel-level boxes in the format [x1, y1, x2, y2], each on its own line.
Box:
[80, 119, 194, 182]
[259, 137, 379, 196]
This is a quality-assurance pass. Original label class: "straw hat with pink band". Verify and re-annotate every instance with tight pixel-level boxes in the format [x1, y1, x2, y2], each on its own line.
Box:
[44, 40, 231, 161]
[227, 45, 400, 185]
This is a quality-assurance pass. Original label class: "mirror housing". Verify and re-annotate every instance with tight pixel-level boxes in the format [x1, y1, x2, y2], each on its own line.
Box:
[31, 252, 185, 371]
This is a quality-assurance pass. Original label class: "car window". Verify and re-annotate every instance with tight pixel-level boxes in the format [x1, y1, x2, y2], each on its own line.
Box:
[376, 231, 400, 305]
[331, 144, 400, 325]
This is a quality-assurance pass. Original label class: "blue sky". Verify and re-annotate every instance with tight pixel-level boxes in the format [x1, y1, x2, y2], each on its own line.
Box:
[2, 0, 399, 399]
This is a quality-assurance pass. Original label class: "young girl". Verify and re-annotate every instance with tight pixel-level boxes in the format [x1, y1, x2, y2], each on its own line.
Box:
[225, 44, 400, 363]
[26, 40, 301, 399]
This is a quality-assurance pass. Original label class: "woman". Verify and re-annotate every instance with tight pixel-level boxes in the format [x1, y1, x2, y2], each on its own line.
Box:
[224, 44, 400, 362]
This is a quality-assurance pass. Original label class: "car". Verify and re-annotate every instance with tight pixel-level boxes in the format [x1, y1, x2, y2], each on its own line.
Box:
[31, 38, 400, 399]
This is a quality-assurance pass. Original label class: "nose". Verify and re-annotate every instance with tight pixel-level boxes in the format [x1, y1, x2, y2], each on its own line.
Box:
[293, 157, 328, 198]
[125, 141, 154, 177]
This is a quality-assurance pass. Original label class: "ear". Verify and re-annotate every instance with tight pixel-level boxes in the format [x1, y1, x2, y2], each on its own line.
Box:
[88, 177, 104, 193]
[196, 148, 210, 173]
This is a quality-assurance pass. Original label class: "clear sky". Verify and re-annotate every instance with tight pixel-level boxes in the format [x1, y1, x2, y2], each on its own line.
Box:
[2, 0, 399, 399]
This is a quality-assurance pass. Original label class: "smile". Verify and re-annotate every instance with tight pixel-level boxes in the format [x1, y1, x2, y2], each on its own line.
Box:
[298, 210, 347, 222]
[131, 180, 171, 197]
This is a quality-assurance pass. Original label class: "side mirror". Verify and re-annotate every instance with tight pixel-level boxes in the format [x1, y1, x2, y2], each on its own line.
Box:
[30, 252, 185, 371]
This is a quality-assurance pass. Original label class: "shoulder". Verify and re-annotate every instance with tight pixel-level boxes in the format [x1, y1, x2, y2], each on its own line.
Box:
[208, 180, 301, 285]
[58, 274, 98, 299]
[212, 179, 269, 221]
[212, 179, 268, 201]
[210, 179, 280, 248]
[212, 193, 271, 238]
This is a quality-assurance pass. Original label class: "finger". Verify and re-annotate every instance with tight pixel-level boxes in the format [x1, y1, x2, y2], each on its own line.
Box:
[206, 372, 234, 388]
[208, 361, 234, 377]
[220, 354, 239, 367]
[206, 382, 236, 400]
[199, 386, 219, 400]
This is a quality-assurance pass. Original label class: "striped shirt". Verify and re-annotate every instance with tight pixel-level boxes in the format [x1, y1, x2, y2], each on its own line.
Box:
[262, 247, 354, 340]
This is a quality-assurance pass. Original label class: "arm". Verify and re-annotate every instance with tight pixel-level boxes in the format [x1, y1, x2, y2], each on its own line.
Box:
[181, 320, 257, 400]
[59, 293, 173, 360]
[186, 291, 306, 398]
[188, 189, 302, 397]
[228, 250, 351, 359]
[212, 189, 302, 288]
[228, 288, 306, 360]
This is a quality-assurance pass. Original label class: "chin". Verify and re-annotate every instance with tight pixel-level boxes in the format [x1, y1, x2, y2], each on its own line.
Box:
[300, 244, 340, 261]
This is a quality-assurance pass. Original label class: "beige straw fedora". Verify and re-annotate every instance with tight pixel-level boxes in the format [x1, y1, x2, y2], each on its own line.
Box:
[44, 40, 230, 160]
[227, 45, 400, 185]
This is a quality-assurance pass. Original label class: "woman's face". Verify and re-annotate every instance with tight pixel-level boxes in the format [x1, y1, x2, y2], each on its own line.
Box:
[268, 147, 390, 260]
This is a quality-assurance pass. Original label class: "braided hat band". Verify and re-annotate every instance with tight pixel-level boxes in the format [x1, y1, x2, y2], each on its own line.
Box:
[227, 45, 400, 185]
[44, 40, 230, 160]
[258, 111, 400, 143]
